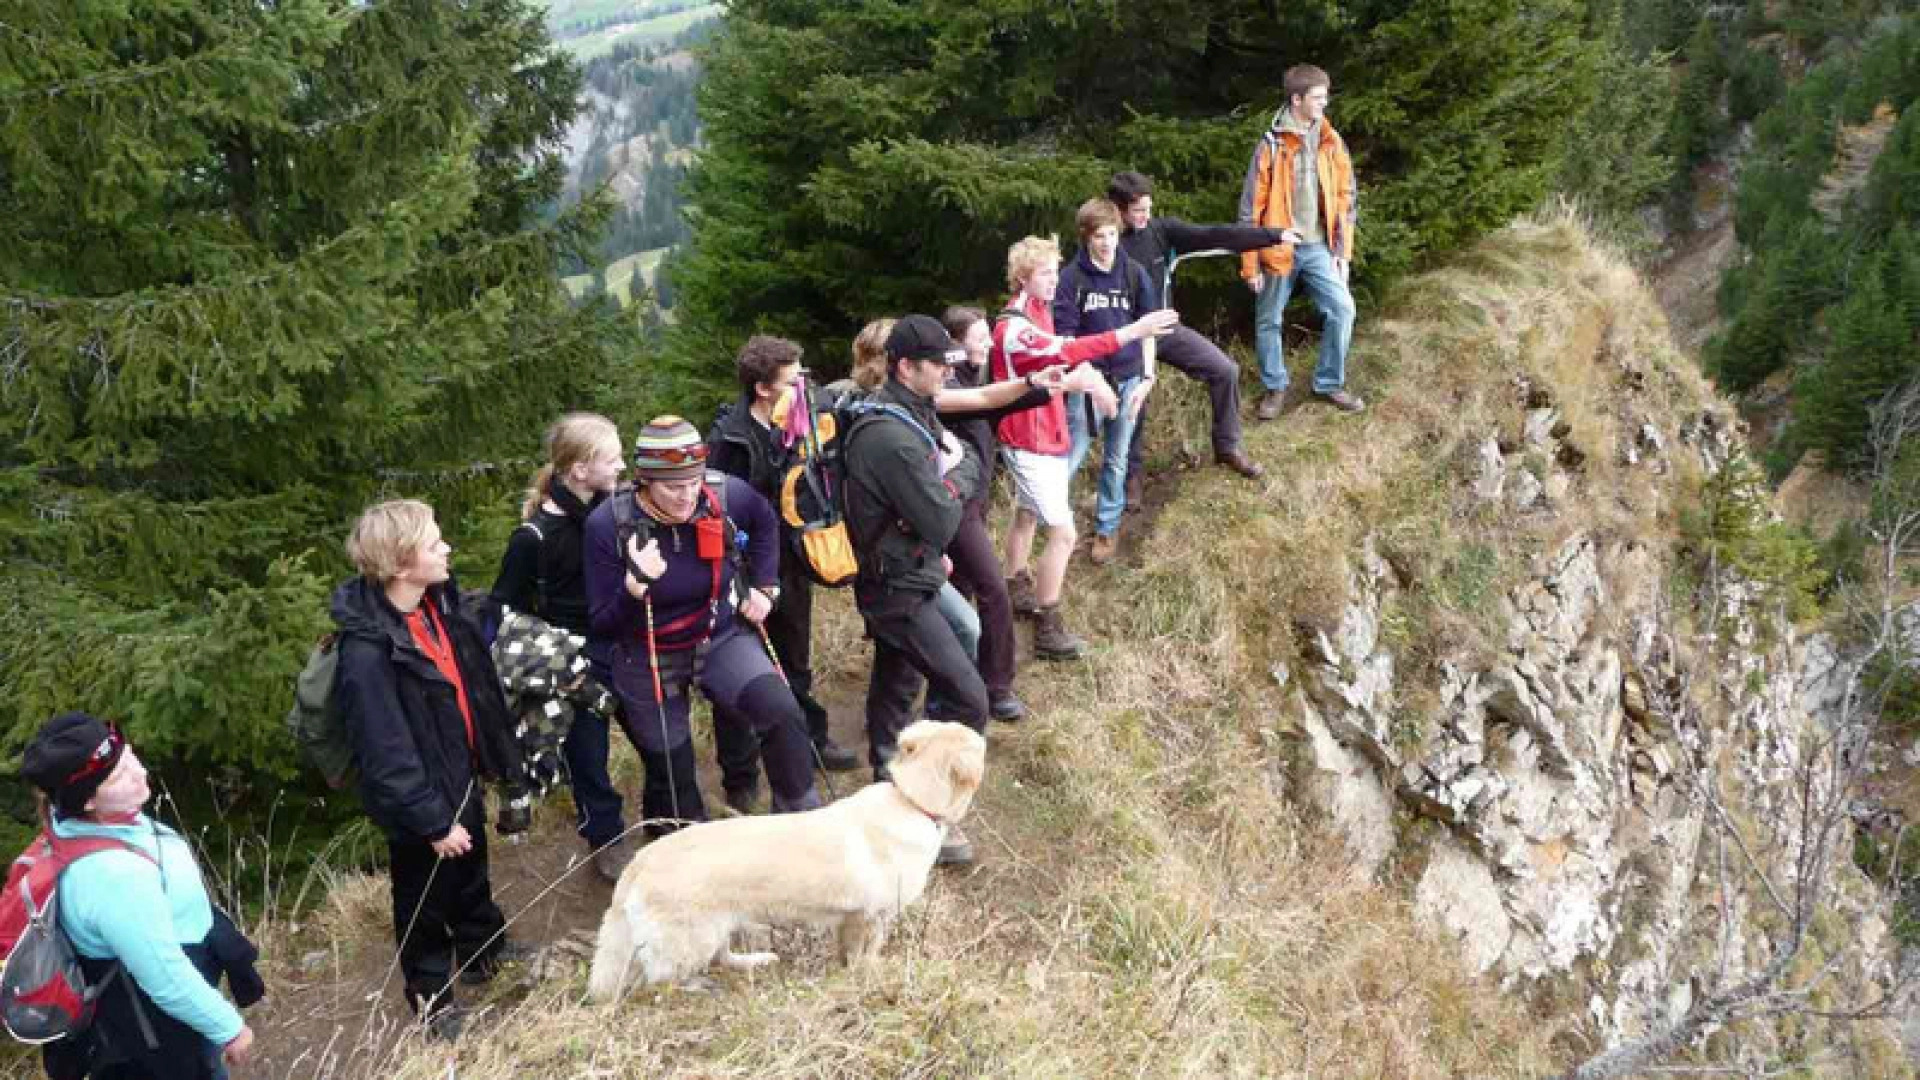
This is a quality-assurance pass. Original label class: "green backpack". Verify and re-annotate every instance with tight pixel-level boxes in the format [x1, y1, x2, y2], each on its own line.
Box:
[284, 633, 354, 789]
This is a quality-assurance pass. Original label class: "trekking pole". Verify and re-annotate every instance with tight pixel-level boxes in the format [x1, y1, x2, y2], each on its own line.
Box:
[642, 593, 683, 829]
[752, 599, 838, 802]
[1162, 248, 1232, 310]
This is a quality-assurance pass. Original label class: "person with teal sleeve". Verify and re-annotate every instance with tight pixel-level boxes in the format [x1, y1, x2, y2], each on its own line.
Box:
[21, 712, 259, 1079]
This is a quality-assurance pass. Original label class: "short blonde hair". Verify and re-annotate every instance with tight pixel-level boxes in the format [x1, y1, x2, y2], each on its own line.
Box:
[346, 499, 438, 583]
[851, 318, 894, 391]
[1006, 235, 1061, 293]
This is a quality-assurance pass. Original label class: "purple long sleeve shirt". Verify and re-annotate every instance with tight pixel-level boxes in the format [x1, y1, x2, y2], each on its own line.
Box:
[583, 476, 779, 655]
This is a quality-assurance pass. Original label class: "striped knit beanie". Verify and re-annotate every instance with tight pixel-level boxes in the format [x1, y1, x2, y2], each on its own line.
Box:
[632, 416, 707, 481]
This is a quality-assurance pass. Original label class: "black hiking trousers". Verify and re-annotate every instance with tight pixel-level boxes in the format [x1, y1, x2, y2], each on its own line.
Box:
[387, 798, 507, 1015]
[1128, 324, 1246, 475]
[861, 588, 988, 777]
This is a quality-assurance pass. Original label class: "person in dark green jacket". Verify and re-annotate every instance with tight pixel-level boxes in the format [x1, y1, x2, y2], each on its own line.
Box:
[843, 315, 987, 865]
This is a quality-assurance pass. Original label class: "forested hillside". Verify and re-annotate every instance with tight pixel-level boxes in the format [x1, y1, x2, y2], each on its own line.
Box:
[1682, 10, 1920, 475]
[554, 22, 713, 308]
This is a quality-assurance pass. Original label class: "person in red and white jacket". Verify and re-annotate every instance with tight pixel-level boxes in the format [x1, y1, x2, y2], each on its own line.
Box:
[991, 234, 1176, 660]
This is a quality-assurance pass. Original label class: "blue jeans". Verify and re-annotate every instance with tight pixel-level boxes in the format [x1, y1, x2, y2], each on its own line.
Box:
[1066, 376, 1142, 538]
[923, 582, 981, 719]
[1254, 243, 1355, 394]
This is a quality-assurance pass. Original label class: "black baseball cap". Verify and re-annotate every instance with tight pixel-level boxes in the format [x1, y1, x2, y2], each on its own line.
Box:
[885, 315, 968, 366]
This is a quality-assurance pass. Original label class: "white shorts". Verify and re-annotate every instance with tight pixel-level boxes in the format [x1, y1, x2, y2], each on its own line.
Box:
[1001, 448, 1073, 528]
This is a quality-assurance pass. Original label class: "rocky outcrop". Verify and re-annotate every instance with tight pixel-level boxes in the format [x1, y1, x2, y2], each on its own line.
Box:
[1286, 394, 1896, 1050]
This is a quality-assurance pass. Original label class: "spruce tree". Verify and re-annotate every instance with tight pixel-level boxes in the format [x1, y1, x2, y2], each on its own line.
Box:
[0, 0, 633, 773]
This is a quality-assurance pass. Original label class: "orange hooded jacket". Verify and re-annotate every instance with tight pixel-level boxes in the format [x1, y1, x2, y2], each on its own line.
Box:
[1237, 108, 1357, 281]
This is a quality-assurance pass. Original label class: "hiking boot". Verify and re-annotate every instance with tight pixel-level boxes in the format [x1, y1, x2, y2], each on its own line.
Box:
[424, 1005, 468, 1043]
[461, 941, 536, 986]
[724, 784, 760, 815]
[1033, 604, 1089, 661]
[1124, 470, 1144, 512]
[1254, 389, 1286, 422]
[989, 690, 1027, 722]
[591, 835, 635, 884]
[1007, 569, 1042, 618]
[1216, 448, 1265, 479]
[1316, 388, 1366, 413]
[1089, 532, 1119, 566]
[815, 739, 860, 772]
[937, 824, 975, 867]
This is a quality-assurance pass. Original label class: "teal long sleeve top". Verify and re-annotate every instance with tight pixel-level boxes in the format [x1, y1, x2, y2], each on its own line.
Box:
[51, 813, 245, 1047]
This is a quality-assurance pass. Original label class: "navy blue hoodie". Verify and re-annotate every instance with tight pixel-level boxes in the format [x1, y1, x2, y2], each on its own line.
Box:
[1053, 247, 1160, 384]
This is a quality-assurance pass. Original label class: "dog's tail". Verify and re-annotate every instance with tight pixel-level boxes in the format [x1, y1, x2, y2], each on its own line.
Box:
[587, 899, 639, 1004]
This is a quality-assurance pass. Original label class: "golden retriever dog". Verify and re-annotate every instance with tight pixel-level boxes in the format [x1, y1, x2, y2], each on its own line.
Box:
[586, 720, 986, 1001]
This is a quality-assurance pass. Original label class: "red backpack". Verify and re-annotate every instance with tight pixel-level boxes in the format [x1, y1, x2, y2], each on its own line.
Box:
[0, 830, 154, 1044]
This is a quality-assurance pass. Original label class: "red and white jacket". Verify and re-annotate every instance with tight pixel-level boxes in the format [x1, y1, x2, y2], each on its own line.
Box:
[991, 291, 1121, 456]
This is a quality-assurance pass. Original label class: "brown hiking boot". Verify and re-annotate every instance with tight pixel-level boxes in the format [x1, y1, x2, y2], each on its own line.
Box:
[1124, 470, 1144, 512]
[1007, 569, 1042, 618]
[591, 835, 635, 884]
[1033, 604, 1089, 661]
[1089, 532, 1118, 566]
[1316, 388, 1366, 413]
[1216, 448, 1265, 479]
[1254, 390, 1286, 422]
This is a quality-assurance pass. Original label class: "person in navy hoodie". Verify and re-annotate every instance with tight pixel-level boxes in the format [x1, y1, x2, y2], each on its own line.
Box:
[1054, 197, 1162, 566]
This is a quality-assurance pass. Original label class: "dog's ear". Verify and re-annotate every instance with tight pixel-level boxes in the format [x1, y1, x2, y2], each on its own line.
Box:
[897, 721, 930, 759]
[935, 732, 986, 820]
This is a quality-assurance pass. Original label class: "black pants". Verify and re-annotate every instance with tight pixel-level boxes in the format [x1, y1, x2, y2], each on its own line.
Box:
[387, 798, 507, 1014]
[714, 558, 833, 795]
[945, 504, 1015, 697]
[1129, 324, 1245, 475]
[862, 590, 988, 775]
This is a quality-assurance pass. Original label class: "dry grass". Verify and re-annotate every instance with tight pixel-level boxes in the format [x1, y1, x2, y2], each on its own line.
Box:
[248, 208, 1734, 1078]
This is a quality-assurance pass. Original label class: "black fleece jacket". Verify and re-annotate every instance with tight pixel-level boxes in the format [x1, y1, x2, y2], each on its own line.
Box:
[489, 480, 602, 635]
[331, 574, 524, 843]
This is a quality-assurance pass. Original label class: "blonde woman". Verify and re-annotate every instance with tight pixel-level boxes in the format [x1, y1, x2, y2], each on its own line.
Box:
[489, 413, 639, 883]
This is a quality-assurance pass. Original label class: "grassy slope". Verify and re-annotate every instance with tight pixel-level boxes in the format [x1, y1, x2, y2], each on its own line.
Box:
[247, 208, 1738, 1077]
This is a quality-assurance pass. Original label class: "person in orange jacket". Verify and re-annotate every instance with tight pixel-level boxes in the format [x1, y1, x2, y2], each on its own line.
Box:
[1238, 63, 1362, 420]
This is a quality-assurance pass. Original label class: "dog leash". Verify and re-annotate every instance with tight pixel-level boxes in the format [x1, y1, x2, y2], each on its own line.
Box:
[754, 619, 838, 802]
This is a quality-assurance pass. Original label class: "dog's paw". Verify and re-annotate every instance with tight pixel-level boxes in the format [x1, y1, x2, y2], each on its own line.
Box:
[676, 974, 722, 994]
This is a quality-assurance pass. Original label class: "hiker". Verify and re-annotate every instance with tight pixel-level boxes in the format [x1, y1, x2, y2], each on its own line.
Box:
[489, 412, 646, 882]
[1239, 63, 1362, 419]
[582, 416, 824, 831]
[1055, 197, 1163, 566]
[331, 499, 530, 1040]
[842, 315, 994, 865]
[995, 235, 1178, 659]
[706, 336, 863, 814]
[850, 317, 1075, 716]
[1109, 169, 1284, 492]
[20, 712, 261, 1079]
